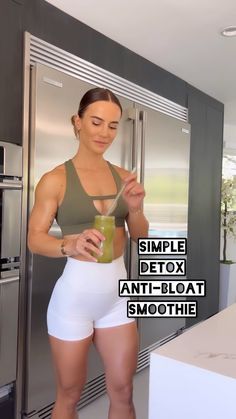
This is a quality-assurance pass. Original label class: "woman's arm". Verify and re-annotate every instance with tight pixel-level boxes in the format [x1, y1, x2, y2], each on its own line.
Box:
[27, 172, 65, 257]
[126, 208, 149, 242]
[28, 171, 104, 260]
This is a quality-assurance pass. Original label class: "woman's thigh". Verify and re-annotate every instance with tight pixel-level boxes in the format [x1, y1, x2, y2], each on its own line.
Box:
[49, 334, 93, 392]
[93, 321, 138, 389]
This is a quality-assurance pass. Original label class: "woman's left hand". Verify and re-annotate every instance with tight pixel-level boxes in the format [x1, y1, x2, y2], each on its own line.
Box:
[122, 172, 145, 212]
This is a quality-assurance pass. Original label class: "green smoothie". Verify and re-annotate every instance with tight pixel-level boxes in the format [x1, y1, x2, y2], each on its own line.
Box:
[93, 215, 115, 263]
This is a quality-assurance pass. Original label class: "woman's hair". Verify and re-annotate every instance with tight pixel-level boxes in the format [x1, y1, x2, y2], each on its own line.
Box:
[71, 87, 122, 137]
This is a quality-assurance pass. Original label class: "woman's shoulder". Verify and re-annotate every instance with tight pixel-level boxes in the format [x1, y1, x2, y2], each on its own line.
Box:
[41, 163, 65, 180]
[109, 163, 131, 181]
[36, 163, 66, 194]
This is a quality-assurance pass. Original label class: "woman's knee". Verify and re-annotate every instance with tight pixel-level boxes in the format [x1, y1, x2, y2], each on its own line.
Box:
[107, 380, 133, 405]
[57, 382, 84, 407]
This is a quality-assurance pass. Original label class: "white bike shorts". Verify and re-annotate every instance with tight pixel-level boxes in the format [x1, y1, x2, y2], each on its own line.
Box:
[47, 255, 134, 341]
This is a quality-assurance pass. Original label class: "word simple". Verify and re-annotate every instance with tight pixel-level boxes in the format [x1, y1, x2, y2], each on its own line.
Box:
[119, 280, 205, 297]
[139, 259, 186, 276]
[127, 301, 197, 318]
[138, 238, 187, 255]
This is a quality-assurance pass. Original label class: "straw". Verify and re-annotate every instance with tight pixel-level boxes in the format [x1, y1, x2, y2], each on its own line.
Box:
[105, 167, 136, 216]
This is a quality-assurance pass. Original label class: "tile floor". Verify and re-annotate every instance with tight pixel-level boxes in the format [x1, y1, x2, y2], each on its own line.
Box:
[79, 367, 149, 419]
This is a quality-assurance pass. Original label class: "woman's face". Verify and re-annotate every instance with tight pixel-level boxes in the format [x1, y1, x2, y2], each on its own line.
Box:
[75, 100, 121, 154]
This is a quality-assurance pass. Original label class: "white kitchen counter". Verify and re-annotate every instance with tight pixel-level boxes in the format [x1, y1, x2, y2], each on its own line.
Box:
[149, 304, 236, 419]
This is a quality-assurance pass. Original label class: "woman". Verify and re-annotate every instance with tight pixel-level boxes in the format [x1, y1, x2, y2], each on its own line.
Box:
[28, 87, 149, 419]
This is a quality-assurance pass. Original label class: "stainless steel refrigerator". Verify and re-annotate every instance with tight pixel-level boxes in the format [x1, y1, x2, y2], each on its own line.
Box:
[23, 62, 190, 418]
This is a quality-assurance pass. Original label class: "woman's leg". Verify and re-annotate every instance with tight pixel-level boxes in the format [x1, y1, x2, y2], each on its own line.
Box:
[93, 321, 138, 419]
[49, 334, 93, 419]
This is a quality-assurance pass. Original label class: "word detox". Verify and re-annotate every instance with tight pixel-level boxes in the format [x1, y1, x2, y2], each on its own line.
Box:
[120, 238, 204, 318]
[139, 259, 186, 276]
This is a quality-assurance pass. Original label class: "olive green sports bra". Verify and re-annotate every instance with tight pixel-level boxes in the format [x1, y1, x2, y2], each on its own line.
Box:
[56, 159, 129, 236]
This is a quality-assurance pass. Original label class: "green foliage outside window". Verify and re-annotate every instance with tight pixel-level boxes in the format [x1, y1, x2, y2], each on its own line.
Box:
[221, 177, 236, 263]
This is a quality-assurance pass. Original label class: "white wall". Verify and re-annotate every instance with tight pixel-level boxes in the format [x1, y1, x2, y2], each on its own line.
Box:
[224, 123, 236, 151]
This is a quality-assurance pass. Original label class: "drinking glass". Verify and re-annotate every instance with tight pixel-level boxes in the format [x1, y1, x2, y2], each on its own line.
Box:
[93, 215, 115, 263]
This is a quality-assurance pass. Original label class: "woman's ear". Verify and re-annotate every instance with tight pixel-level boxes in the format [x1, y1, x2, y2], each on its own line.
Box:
[74, 115, 81, 132]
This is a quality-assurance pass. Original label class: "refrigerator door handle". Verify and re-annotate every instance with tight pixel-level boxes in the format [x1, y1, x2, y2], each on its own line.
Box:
[139, 110, 147, 186]
[128, 109, 147, 282]
[126, 108, 140, 280]
[0, 181, 22, 190]
[0, 275, 19, 285]
[127, 107, 139, 171]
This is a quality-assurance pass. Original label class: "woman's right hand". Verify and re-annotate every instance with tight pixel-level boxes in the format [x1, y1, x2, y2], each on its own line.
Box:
[63, 229, 105, 261]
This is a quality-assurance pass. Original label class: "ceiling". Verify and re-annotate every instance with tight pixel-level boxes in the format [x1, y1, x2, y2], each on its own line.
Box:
[45, 0, 236, 129]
